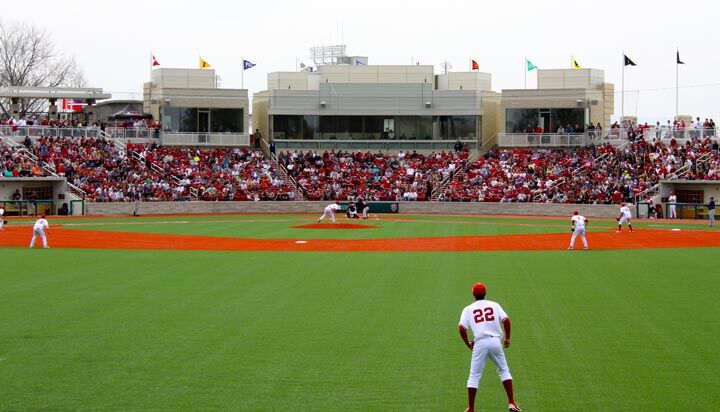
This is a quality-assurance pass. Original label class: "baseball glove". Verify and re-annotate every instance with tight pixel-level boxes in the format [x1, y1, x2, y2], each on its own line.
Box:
[616, 218, 620, 222]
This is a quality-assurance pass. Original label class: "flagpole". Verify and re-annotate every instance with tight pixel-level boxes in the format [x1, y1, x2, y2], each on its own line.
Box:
[621, 51, 625, 121]
[242, 56, 245, 89]
[524, 57, 527, 89]
[149, 52, 152, 119]
[675, 49, 679, 120]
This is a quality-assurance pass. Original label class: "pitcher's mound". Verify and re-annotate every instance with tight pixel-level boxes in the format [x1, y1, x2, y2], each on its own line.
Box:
[292, 223, 379, 229]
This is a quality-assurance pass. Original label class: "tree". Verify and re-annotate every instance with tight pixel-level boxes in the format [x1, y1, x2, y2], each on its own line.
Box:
[0, 20, 86, 117]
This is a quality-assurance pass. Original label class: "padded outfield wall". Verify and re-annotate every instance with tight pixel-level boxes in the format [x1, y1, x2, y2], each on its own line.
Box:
[86, 201, 622, 218]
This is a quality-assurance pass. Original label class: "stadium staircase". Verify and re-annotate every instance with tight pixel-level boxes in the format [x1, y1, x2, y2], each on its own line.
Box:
[0, 131, 87, 201]
[98, 130, 199, 200]
[431, 152, 476, 201]
[634, 150, 714, 203]
[270, 152, 305, 200]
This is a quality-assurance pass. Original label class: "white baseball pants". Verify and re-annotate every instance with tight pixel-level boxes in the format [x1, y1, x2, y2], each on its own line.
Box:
[570, 227, 587, 249]
[467, 337, 512, 388]
[30, 228, 48, 248]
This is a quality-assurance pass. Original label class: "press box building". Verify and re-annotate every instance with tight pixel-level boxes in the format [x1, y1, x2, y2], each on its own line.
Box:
[252, 64, 501, 151]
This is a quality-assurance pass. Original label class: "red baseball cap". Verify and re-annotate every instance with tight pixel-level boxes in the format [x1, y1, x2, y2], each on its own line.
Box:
[472, 282, 487, 296]
[573, 210, 579, 215]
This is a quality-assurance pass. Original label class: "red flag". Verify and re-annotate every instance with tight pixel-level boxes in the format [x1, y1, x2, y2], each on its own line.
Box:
[152, 54, 160, 67]
[471, 59, 479, 71]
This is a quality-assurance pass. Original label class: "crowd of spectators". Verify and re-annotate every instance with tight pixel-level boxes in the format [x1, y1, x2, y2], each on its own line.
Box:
[277, 149, 468, 201]
[439, 135, 720, 204]
[3, 135, 292, 202]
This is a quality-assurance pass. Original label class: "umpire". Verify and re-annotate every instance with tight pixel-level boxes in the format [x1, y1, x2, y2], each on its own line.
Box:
[356, 197, 369, 219]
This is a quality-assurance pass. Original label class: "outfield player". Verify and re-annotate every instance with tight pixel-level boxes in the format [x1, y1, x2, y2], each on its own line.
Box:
[29, 214, 50, 249]
[0, 205, 4, 231]
[616, 203, 634, 233]
[458, 282, 521, 412]
[668, 193, 677, 219]
[317, 201, 340, 223]
[568, 210, 588, 250]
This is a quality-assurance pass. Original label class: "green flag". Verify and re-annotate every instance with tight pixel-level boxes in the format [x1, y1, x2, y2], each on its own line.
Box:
[526, 59, 538, 72]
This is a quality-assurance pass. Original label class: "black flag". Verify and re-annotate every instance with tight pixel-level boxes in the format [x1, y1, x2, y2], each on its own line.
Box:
[676, 51, 685, 65]
[624, 55, 636, 66]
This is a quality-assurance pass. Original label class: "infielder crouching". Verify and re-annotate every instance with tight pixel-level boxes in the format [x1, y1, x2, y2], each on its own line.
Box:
[30, 213, 50, 249]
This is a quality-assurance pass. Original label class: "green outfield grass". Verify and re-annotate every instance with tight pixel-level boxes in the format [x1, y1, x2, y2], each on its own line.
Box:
[1, 215, 718, 411]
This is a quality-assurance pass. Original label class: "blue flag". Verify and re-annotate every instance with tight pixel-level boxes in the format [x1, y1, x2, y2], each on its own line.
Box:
[243, 60, 256, 70]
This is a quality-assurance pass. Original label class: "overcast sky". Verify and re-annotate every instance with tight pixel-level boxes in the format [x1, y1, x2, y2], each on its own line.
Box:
[6, 0, 719, 123]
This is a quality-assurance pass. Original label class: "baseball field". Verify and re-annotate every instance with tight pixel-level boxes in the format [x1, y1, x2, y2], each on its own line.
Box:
[1, 213, 718, 411]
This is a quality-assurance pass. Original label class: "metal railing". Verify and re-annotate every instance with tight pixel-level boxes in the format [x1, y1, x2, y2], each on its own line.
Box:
[0, 125, 103, 139]
[637, 127, 718, 141]
[161, 133, 250, 147]
[498, 132, 612, 147]
[105, 127, 160, 140]
[431, 152, 475, 201]
[271, 152, 304, 201]
[274, 139, 478, 152]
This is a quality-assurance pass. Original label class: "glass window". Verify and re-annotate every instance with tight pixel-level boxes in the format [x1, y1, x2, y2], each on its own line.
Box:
[505, 109, 540, 133]
[161, 107, 181, 132]
[416, 116, 432, 140]
[210, 108, 243, 133]
[450, 116, 476, 139]
[180, 108, 198, 133]
[303, 115, 318, 139]
[551, 109, 585, 132]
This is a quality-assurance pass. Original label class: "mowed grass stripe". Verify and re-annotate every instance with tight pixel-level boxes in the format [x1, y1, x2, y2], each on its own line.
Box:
[1, 248, 718, 411]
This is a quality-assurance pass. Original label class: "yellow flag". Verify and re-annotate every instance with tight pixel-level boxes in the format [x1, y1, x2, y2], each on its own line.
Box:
[199, 57, 211, 69]
[572, 58, 583, 69]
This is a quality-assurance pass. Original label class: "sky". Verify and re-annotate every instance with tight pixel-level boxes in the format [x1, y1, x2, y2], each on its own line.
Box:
[5, 0, 719, 123]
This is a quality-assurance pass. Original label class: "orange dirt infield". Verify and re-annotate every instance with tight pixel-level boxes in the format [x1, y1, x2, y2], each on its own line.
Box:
[1, 225, 718, 252]
[291, 223, 380, 229]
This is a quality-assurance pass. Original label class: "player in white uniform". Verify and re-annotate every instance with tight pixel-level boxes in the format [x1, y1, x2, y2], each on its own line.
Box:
[616, 203, 634, 233]
[0, 206, 5, 231]
[668, 193, 677, 219]
[568, 210, 588, 250]
[317, 201, 341, 223]
[29, 214, 50, 248]
[458, 282, 521, 412]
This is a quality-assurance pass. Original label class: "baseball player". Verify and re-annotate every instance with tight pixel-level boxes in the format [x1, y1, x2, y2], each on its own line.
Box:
[29, 213, 50, 249]
[317, 201, 340, 223]
[0, 206, 5, 231]
[668, 193, 677, 219]
[458, 282, 521, 412]
[616, 203, 634, 233]
[568, 210, 588, 250]
[346, 203, 359, 219]
[708, 196, 716, 227]
[355, 197, 370, 219]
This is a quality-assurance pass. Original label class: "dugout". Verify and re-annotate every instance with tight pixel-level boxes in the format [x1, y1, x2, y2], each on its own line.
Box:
[658, 180, 720, 221]
[0, 177, 70, 216]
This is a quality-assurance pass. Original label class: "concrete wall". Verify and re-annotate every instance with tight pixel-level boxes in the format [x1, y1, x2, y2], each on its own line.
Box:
[252, 91, 270, 140]
[151, 68, 216, 89]
[87, 201, 623, 219]
[538, 69, 605, 89]
[436, 72, 492, 91]
[318, 65, 434, 85]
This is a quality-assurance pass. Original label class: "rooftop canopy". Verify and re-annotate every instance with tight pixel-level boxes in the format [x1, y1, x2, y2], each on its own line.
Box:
[0, 86, 111, 100]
